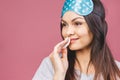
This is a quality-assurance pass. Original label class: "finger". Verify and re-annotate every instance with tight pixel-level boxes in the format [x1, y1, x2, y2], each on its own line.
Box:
[63, 37, 70, 48]
[55, 37, 70, 53]
[61, 48, 68, 60]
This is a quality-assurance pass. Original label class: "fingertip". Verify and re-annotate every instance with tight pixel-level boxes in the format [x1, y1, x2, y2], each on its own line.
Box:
[63, 37, 70, 48]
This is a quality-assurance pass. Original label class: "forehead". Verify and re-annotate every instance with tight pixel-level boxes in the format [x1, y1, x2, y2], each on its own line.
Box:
[62, 11, 85, 21]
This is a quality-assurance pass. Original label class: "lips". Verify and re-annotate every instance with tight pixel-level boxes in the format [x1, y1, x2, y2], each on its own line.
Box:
[70, 38, 79, 43]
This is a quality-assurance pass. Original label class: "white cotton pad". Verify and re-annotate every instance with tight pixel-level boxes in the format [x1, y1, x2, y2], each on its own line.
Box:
[63, 37, 70, 48]
[59, 37, 70, 58]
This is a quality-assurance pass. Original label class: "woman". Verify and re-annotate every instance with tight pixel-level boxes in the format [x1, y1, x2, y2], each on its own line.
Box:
[33, 0, 120, 80]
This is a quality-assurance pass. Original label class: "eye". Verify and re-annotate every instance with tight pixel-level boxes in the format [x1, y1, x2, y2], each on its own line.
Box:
[74, 22, 82, 26]
[61, 22, 67, 27]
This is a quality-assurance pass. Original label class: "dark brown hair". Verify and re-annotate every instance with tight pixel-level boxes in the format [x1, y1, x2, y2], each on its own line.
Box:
[60, 0, 120, 80]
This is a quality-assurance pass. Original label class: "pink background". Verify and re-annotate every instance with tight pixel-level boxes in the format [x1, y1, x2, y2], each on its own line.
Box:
[0, 0, 120, 80]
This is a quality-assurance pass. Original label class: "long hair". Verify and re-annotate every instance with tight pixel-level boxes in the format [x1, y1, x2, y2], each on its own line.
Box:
[60, 0, 120, 80]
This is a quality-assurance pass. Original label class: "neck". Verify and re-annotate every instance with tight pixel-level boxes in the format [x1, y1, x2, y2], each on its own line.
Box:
[76, 48, 91, 63]
[75, 48, 93, 74]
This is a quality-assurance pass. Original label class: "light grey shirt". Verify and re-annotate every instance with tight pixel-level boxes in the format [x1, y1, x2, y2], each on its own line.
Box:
[32, 57, 120, 80]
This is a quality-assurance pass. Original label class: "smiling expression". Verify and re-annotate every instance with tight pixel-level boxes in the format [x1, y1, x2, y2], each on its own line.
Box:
[61, 11, 93, 51]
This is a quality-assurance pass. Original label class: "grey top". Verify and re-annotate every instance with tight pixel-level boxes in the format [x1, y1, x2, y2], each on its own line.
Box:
[32, 57, 120, 80]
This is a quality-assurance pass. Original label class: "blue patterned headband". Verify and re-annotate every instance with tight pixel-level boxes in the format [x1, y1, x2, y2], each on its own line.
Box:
[61, 0, 94, 17]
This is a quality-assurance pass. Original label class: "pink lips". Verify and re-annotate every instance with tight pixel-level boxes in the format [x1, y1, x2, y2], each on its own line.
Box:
[70, 38, 79, 43]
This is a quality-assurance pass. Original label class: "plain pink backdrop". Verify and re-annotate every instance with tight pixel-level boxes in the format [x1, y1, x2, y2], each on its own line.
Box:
[0, 0, 120, 80]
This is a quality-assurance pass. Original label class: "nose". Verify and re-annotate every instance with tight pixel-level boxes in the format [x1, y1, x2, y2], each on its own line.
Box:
[66, 26, 75, 36]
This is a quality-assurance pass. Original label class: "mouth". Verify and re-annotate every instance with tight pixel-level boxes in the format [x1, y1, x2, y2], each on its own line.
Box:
[70, 38, 79, 43]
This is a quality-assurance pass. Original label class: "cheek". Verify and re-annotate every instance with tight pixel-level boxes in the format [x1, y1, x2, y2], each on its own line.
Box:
[61, 29, 66, 38]
[77, 28, 88, 36]
[77, 28, 93, 42]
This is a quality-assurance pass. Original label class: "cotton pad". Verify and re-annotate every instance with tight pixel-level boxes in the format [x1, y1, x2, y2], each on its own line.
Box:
[63, 37, 70, 48]
[59, 37, 70, 58]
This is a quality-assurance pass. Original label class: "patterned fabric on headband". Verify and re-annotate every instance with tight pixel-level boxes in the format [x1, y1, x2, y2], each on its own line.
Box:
[61, 0, 94, 17]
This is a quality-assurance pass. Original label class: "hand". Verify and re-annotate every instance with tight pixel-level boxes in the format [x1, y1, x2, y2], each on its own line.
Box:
[49, 38, 70, 80]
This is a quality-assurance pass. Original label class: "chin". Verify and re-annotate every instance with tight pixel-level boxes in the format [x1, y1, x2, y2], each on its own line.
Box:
[69, 46, 82, 51]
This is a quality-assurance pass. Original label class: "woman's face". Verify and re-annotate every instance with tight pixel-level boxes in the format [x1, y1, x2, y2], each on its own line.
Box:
[61, 11, 93, 51]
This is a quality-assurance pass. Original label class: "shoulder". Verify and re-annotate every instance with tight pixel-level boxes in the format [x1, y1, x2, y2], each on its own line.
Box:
[40, 57, 54, 73]
[32, 56, 54, 80]
[115, 60, 120, 69]
[41, 56, 52, 65]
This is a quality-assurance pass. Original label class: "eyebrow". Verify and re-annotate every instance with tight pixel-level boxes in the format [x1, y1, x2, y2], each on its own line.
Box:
[72, 17, 84, 22]
[61, 17, 84, 23]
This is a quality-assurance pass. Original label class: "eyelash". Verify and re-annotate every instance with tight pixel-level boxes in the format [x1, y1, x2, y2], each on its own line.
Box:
[61, 22, 82, 27]
[74, 22, 82, 26]
[61, 23, 67, 27]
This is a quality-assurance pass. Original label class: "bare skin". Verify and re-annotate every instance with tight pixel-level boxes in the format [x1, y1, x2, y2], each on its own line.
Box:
[49, 11, 94, 80]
